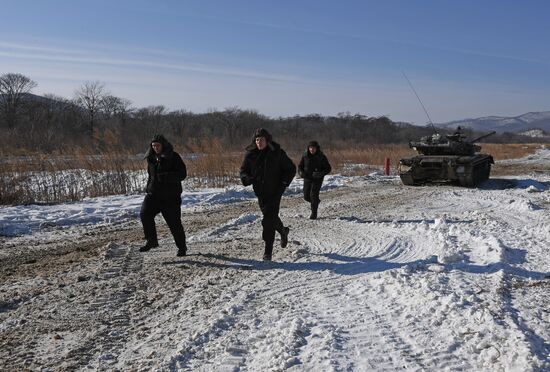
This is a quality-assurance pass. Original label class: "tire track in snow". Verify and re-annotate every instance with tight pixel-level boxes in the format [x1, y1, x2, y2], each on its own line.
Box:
[163, 233, 352, 370]
[172, 218, 466, 370]
[292, 226, 472, 370]
[62, 242, 143, 370]
[161, 233, 291, 371]
[167, 291, 259, 371]
[3, 173, 549, 370]
[286, 213, 489, 369]
[459, 188, 550, 367]
[162, 183, 549, 370]
[498, 272, 550, 368]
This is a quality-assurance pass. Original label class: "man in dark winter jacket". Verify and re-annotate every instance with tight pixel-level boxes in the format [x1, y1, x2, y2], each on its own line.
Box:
[240, 128, 296, 261]
[298, 140, 331, 219]
[140, 134, 188, 257]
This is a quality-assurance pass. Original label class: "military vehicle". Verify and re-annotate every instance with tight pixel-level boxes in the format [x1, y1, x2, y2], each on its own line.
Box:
[398, 129, 495, 187]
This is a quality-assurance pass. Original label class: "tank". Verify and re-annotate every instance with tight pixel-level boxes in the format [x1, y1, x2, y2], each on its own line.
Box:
[398, 129, 495, 187]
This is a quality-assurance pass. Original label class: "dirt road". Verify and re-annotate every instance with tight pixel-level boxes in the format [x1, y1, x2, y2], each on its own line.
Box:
[1, 171, 549, 370]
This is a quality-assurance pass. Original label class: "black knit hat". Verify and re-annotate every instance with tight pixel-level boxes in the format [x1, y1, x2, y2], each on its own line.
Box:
[151, 134, 168, 144]
[254, 128, 272, 141]
[308, 140, 320, 148]
[145, 133, 173, 159]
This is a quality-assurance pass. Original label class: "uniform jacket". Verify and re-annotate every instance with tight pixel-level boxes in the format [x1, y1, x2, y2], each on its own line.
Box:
[298, 145, 331, 181]
[145, 135, 187, 198]
[240, 140, 296, 198]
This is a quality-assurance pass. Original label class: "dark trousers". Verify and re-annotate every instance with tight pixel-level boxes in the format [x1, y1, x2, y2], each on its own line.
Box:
[140, 194, 186, 249]
[303, 178, 322, 207]
[257, 194, 284, 253]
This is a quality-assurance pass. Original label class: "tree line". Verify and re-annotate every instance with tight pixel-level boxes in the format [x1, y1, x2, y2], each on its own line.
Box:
[0, 73, 542, 154]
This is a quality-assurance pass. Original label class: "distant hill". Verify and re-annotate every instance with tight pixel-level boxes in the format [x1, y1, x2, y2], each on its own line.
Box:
[0, 92, 65, 105]
[435, 111, 550, 133]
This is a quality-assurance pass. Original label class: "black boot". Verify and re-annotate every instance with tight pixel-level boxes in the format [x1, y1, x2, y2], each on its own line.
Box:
[263, 243, 273, 261]
[280, 226, 289, 248]
[176, 243, 187, 257]
[177, 248, 187, 257]
[309, 204, 318, 220]
[139, 241, 159, 252]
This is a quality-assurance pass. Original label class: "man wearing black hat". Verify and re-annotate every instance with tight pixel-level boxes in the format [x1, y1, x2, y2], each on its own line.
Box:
[298, 140, 331, 219]
[140, 134, 188, 257]
[240, 128, 296, 261]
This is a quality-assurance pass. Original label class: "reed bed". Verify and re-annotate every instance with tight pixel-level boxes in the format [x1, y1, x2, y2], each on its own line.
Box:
[482, 143, 545, 161]
[0, 142, 544, 205]
[184, 138, 242, 188]
[325, 144, 416, 176]
[0, 148, 144, 205]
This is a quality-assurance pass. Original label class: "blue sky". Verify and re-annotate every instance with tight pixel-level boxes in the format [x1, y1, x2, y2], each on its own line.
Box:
[1, 0, 549, 124]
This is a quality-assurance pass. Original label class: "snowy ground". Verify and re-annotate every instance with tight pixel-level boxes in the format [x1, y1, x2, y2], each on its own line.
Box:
[1, 150, 549, 371]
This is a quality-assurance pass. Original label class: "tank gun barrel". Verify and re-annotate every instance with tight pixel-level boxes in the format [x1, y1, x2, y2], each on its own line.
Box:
[469, 131, 496, 143]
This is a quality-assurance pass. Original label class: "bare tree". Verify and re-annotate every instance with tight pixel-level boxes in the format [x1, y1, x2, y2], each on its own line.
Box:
[220, 106, 240, 145]
[74, 81, 107, 140]
[137, 105, 167, 136]
[101, 95, 133, 124]
[0, 73, 37, 128]
[40, 94, 76, 147]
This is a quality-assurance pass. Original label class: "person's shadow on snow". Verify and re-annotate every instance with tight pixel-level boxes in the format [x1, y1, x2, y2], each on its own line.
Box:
[164, 248, 550, 365]
[165, 248, 549, 281]
[166, 252, 436, 276]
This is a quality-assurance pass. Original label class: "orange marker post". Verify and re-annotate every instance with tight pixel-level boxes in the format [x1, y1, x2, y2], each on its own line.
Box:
[384, 158, 390, 175]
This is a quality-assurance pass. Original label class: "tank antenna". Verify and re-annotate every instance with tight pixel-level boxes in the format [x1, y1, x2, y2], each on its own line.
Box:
[402, 71, 438, 133]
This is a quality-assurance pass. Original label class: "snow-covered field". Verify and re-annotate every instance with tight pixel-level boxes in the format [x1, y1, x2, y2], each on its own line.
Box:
[1, 151, 549, 371]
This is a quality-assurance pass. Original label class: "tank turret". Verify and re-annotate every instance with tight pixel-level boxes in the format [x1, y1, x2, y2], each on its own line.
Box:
[399, 129, 495, 187]
[409, 130, 496, 156]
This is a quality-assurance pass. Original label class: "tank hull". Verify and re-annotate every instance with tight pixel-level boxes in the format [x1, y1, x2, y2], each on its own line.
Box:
[398, 154, 494, 187]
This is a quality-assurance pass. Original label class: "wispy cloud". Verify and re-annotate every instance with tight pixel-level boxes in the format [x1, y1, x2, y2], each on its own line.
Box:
[0, 40, 397, 91]
[0, 41, 90, 55]
[0, 45, 305, 84]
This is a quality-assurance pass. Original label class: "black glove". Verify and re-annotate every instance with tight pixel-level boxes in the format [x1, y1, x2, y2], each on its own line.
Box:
[312, 171, 324, 179]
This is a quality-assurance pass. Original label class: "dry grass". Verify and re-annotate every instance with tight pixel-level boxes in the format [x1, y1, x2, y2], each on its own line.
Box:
[320, 144, 415, 176]
[0, 151, 144, 205]
[323, 143, 547, 176]
[0, 142, 546, 205]
[482, 143, 546, 161]
[487, 143, 550, 176]
[185, 138, 242, 187]
[0, 137, 144, 205]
